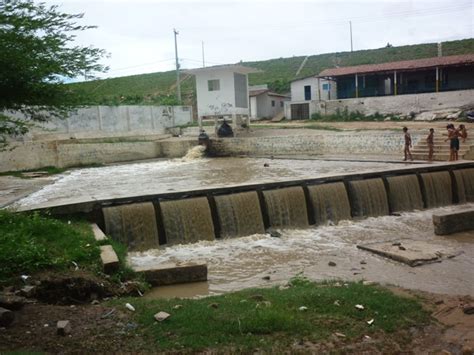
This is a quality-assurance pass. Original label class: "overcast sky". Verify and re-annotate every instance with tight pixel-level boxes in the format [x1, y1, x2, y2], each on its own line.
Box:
[42, 0, 473, 80]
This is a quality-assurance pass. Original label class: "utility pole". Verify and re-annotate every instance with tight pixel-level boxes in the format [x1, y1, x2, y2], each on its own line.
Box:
[173, 28, 181, 102]
[202, 41, 205, 68]
[349, 21, 353, 52]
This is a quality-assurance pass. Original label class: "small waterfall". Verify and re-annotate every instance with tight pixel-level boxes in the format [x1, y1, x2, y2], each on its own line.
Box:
[263, 186, 308, 228]
[386, 175, 423, 212]
[160, 196, 215, 245]
[214, 191, 265, 238]
[348, 178, 389, 218]
[181, 145, 206, 161]
[103, 202, 159, 251]
[308, 182, 351, 225]
[454, 168, 474, 203]
[421, 171, 452, 208]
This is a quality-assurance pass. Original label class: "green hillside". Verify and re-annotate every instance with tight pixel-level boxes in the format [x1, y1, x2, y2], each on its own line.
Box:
[70, 38, 474, 105]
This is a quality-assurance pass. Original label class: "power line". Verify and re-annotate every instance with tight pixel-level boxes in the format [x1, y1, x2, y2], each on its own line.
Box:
[108, 58, 175, 73]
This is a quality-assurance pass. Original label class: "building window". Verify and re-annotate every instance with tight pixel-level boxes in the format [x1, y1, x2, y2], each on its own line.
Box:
[234, 73, 248, 108]
[280, 101, 284, 107]
[304, 85, 311, 100]
[208, 79, 220, 91]
[271, 100, 275, 107]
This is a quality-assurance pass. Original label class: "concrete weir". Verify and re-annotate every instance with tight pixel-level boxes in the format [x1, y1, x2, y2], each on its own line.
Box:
[26, 162, 474, 250]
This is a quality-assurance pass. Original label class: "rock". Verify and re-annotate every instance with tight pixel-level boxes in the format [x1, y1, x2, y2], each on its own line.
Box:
[415, 112, 436, 121]
[20, 285, 36, 298]
[56, 320, 71, 336]
[0, 307, 14, 327]
[154, 311, 170, 322]
[0, 294, 26, 311]
[125, 303, 135, 312]
[446, 111, 462, 120]
[463, 304, 474, 315]
[262, 276, 271, 281]
[461, 346, 473, 355]
[269, 230, 281, 238]
[100, 245, 120, 274]
[132, 262, 207, 286]
[328, 261, 337, 267]
[433, 209, 474, 236]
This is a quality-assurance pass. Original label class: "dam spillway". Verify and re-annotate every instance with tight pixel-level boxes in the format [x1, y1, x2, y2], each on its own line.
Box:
[19, 163, 474, 250]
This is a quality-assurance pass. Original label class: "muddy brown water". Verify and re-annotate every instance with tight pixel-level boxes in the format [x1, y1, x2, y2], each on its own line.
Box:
[130, 204, 474, 299]
[13, 157, 417, 211]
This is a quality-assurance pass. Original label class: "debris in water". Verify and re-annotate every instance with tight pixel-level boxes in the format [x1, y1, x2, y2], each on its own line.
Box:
[398, 245, 406, 251]
[463, 304, 474, 315]
[355, 304, 365, 310]
[360, 260, 367, 265]
[262, 275, 271, 280]
[154, 311, 170, 322]
[392, 242, 401, 246]
[328, 261, 337, 267]
[263, 163, 270, 167]
[269, 230, 281, 238]
[125, 303, 135, 312]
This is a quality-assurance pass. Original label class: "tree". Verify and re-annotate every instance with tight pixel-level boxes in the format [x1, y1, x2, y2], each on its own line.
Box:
[0, 0, 107, 146]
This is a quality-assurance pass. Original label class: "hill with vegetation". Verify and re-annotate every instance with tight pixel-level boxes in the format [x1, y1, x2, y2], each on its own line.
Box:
[70, 38, 474, 106]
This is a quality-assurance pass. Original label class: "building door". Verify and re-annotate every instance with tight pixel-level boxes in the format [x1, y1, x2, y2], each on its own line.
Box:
[304, 85, 312, 100]
[291, 103, 310, 120]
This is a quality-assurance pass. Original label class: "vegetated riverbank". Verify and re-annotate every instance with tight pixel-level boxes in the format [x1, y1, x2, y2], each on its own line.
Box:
[0, 211, 472, 353]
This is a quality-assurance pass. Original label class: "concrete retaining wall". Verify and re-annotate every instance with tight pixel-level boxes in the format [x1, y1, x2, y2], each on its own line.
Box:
[285, 89, 474, 118]
[209, 132, 423, 157]
[0, 138, 196, 172]
[8, 105, 193, 140]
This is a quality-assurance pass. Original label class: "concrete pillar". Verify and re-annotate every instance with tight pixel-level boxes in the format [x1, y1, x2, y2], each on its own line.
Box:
[317, 77, 321, 101]
[126, 106, 131, 131]
[150, 106, 155, 130]
[436, 67, 440, 92]
[355, 74, 359, 98]
[394, 71, 397, 96]
[97, 106, 103, 131]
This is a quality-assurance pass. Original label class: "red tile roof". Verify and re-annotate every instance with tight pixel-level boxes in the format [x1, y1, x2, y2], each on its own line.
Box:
[318, 54, 474, 77]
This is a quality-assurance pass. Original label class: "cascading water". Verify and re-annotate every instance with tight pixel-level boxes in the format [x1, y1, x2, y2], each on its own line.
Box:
[181, 145, 206, 161]
[160, 196, 215, 245]
[307, 182, 351, 225]
[386, 174, 423, 212]
[453, 168, 474, 203]
[420, 171, 452, 208]
[214, 191, 265, 238]
[348, 178, 389, 218]
[262, 186, 308, 227]
[103, 202, 159, 251]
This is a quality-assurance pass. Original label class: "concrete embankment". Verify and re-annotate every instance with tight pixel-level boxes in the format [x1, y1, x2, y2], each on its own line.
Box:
[0, 136, 196, 172]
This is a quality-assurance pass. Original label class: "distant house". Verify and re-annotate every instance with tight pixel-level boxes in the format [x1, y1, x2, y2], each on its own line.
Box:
[249, 85, 290, 120]
[286, 54, 474, 119]
[185, 64, 261, 130]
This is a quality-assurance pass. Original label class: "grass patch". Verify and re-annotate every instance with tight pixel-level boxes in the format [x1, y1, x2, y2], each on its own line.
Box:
[311, 108, 403, 122]
[114, 278, 430, 351]
[251, 124, 342, 131]
[0, 210, 131, 284]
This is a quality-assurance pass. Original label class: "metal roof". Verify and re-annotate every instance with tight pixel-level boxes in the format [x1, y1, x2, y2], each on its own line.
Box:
[184, 64, 262, 75]
[318, 54, 474, 77]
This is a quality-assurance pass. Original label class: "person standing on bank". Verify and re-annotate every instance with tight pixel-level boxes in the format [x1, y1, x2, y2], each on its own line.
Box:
[426, 128, 434, 161]
[459, 124, 468, 143]
[445, 124, 459, 161]
[403, 127, 413, 161]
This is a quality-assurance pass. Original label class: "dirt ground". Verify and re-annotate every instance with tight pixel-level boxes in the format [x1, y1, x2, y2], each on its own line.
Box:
[0, 283, 473, 354]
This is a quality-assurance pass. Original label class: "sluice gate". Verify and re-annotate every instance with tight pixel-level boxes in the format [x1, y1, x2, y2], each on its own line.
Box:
[42, 163, 474, 251]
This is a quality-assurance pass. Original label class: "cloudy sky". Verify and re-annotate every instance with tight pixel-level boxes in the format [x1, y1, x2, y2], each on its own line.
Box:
[42, 0, 473, 80]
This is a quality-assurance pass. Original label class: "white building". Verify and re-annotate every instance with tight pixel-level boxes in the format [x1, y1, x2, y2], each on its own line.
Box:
[185, 64, 261, 130]
[249, 85, 290, 120]
[285, 75, 336, 119]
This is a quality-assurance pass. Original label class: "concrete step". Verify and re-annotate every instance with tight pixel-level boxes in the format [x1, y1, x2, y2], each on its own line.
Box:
[412, 148, 469, 153]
